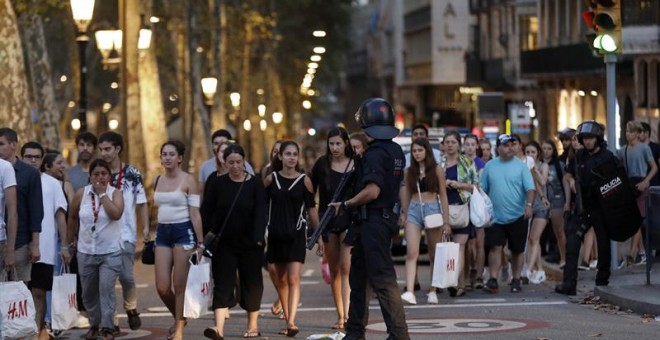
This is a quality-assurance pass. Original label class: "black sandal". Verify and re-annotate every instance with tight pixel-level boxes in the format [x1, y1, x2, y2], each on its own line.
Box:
[286, 326, 299, 337]
[203, 327, 224, 340]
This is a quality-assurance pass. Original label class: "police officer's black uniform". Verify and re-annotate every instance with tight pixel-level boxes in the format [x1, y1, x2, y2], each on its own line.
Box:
[556, 121, 614, 295]
[342, 98, 409, 340]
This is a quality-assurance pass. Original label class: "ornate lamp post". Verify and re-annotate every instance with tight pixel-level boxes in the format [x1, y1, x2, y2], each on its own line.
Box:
[201, 77, 218, 125]
[70, 0, 96, 132]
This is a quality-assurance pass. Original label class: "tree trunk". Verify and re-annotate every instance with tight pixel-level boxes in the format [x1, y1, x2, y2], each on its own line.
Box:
[18, 13, 60, 150]
[0, 0, 35, 143]
[139, 46, 167, 188]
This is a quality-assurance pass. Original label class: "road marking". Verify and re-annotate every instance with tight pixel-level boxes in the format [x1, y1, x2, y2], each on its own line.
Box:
[115, 283, 149, 289]
[302, 269, 315, 277]
[366, 317, 550, 334]
[301, 280, 320, 285]
[130, 300, 568, 318]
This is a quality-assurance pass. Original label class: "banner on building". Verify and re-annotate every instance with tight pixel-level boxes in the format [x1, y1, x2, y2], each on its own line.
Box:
[432, 0, 469, 84]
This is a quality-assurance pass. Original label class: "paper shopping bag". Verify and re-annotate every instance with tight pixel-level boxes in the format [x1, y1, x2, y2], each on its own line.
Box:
[431, 242, 460, 289]
[0, 280, 38, 338]
[183, 256, 212, 319]
[52, 273, 78, 330]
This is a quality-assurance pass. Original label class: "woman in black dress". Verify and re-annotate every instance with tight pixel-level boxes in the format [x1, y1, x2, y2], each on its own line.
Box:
[201, 145, 267, 339]
[310, 127, 354, 329]
[264, 141, 319, 337]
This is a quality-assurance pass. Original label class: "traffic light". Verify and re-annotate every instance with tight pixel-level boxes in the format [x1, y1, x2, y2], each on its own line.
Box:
[592, 0, 622, 54]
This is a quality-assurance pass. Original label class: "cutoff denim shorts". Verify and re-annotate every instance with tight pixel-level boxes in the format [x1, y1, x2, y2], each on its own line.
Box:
[155, 220, 197, 250]
[406, 200, 442, 229]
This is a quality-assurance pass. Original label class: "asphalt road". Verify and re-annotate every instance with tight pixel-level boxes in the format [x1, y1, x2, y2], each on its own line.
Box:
[54, 251, 660, 339]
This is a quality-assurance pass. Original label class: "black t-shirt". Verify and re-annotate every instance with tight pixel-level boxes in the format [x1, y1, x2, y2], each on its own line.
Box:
[201, 174, 267, 248]
[357, 139, 404, 209]
[310, 157, 354, 226]
[266, 172, 315, 236]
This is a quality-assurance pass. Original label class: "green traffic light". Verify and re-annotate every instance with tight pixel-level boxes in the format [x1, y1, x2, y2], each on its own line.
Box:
[593, 33, 617, 53]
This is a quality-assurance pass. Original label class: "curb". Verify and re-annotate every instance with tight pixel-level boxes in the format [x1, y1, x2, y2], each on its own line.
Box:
[594, 284, 660, 315]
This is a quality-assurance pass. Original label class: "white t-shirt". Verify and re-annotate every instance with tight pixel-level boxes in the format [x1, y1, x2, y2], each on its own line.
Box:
[77, 186, 122, 255]
[0, 159, 17, 242]
[38, 173, 68, 265]
[518, 155, 536, 170]
[111, 164, 148, 245]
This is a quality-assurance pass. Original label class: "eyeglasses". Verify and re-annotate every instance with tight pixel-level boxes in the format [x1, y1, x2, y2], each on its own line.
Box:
[23, 155, 42, 160]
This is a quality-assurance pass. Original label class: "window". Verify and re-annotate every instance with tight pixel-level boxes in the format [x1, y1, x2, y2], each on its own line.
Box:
[520, 16, 538, 51]
[623, 0, 660, 25]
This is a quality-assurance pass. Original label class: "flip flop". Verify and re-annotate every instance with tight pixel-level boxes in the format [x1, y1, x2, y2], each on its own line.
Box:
[278, 328, 288, 336]
[203, 327, 224, 340]
[243, 330, 261, 338]
[286, 326, 299, 337]
[331, 321, 344, 330]
[271, 303, 282, 316]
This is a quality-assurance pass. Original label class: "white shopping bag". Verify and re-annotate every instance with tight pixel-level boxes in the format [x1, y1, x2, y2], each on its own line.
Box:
[0, 279, 38, 339]
[470, 186, 494, 228]
[431, 242, 460, 289]
[52, 273, 78, 330]
[183, 255, 212, 319]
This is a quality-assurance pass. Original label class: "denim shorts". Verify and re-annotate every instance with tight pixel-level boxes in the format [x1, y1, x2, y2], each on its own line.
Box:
[155, 221, 197, 250]
[406, 200, 442, 229]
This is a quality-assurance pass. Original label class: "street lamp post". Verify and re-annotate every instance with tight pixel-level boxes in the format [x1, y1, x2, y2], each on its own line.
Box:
[272, 111, 283, 139]
[70, 0, 96, 132]
[201, 77, 218, 126]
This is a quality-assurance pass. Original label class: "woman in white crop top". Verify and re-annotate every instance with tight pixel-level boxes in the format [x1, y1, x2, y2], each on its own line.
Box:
[153, 141, 203, 340]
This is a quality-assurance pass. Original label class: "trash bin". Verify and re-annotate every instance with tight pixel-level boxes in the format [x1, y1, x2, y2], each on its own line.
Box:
[645, 186, 660, 285]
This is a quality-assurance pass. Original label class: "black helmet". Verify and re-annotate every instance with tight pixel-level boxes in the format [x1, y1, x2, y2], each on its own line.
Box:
[576, 120, 605, 145]
[354, 98, 399, 140]
[557, 127, 576, 141]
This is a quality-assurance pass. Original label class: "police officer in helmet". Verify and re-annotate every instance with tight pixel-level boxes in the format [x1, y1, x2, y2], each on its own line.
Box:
[330, 98, 409, 340]
[556, 120, 614, 295]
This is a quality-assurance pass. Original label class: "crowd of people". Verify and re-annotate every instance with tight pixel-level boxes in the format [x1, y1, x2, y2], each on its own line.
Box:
[0, 102, 658, 339]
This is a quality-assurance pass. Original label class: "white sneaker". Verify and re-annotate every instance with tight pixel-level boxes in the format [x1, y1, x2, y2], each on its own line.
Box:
[427, 291, 438, 305]
[528, 270, 539, 284]
[536, 270, 547, 283]
[589, 259, 598, 269]
[401, 291, 417, 305]
[76, 313, 90, 329]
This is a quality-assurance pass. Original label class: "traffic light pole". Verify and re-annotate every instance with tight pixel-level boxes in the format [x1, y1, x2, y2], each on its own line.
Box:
[604, 53, 619, 272]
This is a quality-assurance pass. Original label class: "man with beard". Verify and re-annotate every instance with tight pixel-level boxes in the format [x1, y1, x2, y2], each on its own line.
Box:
[68, 132, 98, 191]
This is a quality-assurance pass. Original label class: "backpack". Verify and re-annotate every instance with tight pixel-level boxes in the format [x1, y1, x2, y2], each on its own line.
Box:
[267, 172, 307, 240]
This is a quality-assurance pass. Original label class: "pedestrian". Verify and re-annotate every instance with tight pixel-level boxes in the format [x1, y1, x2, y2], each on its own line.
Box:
[68, 132, 97, 191]
[555, 121, 622, 295]
[330, 98, 410, 340]
[399, 137, 450, 305]
[557, 128, 576, 164]
[0, 128, 43, 283]
[404, 124, 442, 167]
[478, 138, 493, 163]
[199, 130, 255, 188]
[153, 141, 204, 340]
[21, 142, 71, 340]
[616, 121, 657, 265]
[349, 132, 368, 156]
[201, 144, 267, 340]
[640, 122, 660, 186]
[264, 140, 319, 337]
[0, 150, 18, 277]
[463, 134, 486, 289]
[541, 139, 567, 268]
[310, 127, 355, 328]
[98, 131, 146, 331]
[68, 159, 124, 340]
[523, 141, 550, 284]
[481, 134, 535, 294]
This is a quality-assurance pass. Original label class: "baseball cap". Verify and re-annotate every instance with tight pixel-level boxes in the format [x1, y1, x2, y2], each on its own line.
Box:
[496, 134, 514, 147]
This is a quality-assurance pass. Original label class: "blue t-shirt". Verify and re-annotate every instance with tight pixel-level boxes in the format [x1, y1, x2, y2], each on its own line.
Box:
[481, 157, 535, 224]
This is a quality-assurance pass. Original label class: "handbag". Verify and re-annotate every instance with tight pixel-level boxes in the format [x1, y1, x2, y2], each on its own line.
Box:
[183, 253, 212, 319]
[141, 240, 155, 265]
[431, 235, 460, 289]
[417, 181, 444, 229]
[51, 266, 78, 330]
[448, 203, 470, 229]
[0, 270, 38, 338]
[469, 185, 494, 228]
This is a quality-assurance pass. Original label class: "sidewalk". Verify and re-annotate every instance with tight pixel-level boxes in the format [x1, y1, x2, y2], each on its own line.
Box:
[544, 259, 660, 315]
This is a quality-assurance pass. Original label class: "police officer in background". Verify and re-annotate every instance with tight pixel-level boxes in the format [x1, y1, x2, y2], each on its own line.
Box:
[331, 98, 409, 340]
[555, 121, 615, 295]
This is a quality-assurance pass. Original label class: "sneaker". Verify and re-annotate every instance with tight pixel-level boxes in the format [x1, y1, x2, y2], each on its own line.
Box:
[589, 259, 598, 269]
[536, 271, 546, 283]
[617, 258, 626, 269]
[634, 253, 646, 265]
[126, 309, 141, 330]
[511, 278, 522, 293]
[484, 278, 499, 293]
[77, 313, 90, 329]
[84, 326, 99, 340]
[400, 291, 417, 305]
[578, 262, 590, 271]
[427, 291, 438, 304]
[474, 277, 484, 290]
[528, 271, 540, 284]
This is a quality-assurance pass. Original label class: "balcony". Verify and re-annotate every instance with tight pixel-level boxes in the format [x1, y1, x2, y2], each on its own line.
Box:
[520, 44, 604, 77]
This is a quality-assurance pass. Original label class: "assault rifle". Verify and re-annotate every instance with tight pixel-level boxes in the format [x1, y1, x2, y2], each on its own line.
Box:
[306, 159, 355, 250]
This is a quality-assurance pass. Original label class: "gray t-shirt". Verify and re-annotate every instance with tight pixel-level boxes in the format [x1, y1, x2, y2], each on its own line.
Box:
[617, 143, 654, 178]
[67, 164, 89, 191]
[198, 158, 255, 183]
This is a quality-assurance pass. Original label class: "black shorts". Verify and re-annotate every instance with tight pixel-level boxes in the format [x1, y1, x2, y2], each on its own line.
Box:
[484, 216, 528, 254]
[28, 263, 54, 291]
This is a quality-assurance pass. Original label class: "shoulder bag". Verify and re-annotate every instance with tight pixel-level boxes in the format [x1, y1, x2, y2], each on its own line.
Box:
[417, 180, 443, 229]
